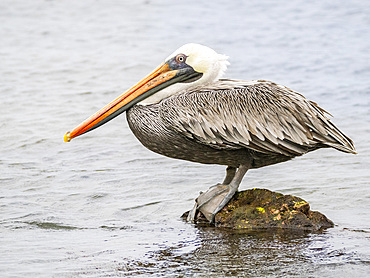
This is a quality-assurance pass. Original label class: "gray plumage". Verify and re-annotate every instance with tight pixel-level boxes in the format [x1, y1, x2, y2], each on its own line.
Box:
[65, 42, 357, 223]
[127, 79, 356, 170]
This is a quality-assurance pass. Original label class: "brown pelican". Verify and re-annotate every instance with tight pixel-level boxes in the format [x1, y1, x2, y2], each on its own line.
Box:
[64, 43, 356, 223]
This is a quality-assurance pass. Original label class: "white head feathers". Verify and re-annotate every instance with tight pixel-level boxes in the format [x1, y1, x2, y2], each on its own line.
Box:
[139, 43, 229, 105]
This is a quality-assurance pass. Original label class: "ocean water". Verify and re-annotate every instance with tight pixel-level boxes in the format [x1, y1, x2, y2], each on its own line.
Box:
[1, 0, 369, 277]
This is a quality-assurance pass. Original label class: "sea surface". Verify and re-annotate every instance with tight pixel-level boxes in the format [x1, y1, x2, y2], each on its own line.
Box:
[1, 0, 369, 277]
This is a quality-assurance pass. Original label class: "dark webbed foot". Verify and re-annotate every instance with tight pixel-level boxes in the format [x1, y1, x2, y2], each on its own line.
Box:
[186, 184, 227, 222]
[196, 184, 229, 222]
[187, 164, 249, 224]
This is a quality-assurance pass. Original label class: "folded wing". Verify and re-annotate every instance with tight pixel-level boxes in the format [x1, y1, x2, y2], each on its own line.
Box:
[159, 80, 356, 157]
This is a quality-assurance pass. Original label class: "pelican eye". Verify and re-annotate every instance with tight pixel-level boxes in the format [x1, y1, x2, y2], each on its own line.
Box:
[175, 54, 187, 63]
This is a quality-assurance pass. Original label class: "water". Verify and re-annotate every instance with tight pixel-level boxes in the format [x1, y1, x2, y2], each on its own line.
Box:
[1, 0, 369, 276]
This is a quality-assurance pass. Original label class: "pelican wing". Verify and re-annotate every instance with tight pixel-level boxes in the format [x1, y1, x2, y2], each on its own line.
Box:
[159, 80, 356, 156]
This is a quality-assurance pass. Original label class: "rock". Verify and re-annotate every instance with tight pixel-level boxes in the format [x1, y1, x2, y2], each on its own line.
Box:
[183, 188, 334, 231]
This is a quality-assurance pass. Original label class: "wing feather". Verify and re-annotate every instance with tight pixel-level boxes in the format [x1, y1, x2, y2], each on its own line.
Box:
[159, 80, 356, 156]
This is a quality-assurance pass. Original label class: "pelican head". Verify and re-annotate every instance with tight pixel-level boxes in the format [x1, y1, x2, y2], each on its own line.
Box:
[167, 43, 229, 86]
[64, 43, 229, 142]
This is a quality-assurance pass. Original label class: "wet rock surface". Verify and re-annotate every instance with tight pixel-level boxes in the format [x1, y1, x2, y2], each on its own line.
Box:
[184, 188, 334, 231]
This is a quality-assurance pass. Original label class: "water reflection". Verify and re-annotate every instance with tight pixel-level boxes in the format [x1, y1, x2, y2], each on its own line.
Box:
[122, 227, 316, 276]
[118, 224, 370, 276]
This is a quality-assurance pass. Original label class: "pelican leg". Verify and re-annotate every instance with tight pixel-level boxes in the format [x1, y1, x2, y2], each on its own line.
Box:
[187, 166, 236, 222]
[222, 166, 237, 185]
[206, 166, 237, 190]
[187, 184, 228, 222]
[187, 165, 249, 224]
[196, 166, 237, 209]
[210, 164, 249, 223]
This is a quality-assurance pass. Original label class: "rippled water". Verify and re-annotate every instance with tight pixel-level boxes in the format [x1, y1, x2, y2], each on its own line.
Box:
[1, 0, 370, 277]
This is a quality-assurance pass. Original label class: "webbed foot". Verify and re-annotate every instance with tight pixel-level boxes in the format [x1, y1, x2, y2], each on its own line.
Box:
[186, 164, 250, 225]
[186, 184, 227, 222]
[197, 184, 229, 223]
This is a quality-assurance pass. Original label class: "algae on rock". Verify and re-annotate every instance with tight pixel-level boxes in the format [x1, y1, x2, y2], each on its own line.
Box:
[185, 188, 334, 231]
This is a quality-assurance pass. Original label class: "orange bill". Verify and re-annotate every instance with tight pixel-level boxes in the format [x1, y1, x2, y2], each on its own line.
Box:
[64, 63, 178, 142]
